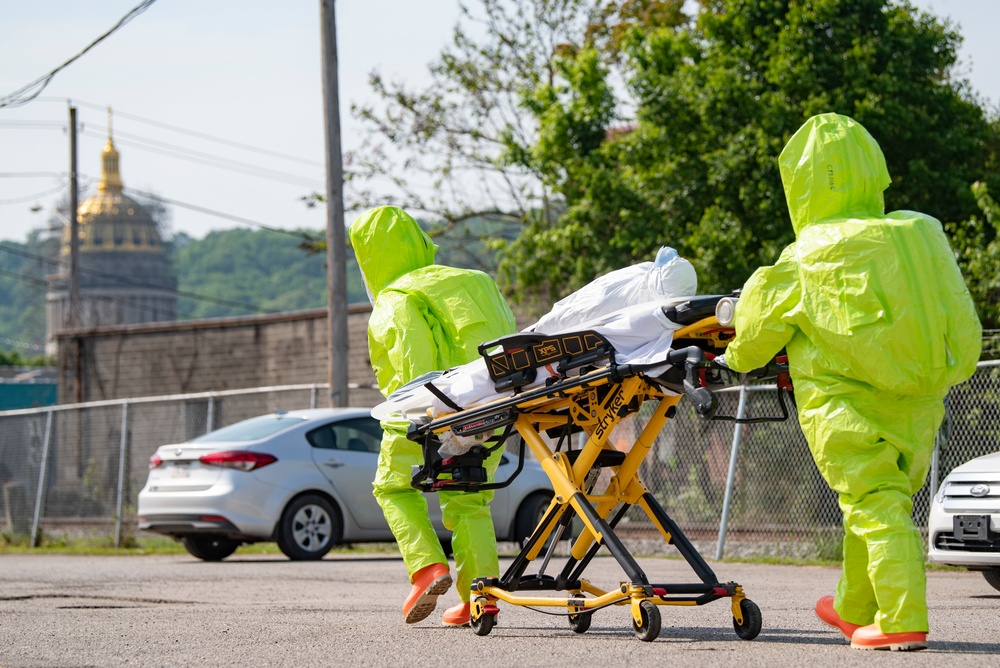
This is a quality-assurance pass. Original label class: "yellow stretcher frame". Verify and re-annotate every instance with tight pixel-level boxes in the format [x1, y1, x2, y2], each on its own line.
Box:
[412, 311, 765, 642]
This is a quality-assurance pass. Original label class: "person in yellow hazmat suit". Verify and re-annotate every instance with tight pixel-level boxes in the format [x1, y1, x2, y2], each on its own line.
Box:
[720, 113, 981, 651]
[349, 206, 517, 627]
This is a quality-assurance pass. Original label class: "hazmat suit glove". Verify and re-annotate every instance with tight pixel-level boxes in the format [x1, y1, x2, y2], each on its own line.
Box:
[438, 429, 490, 458]
[712, 354, 747, 385]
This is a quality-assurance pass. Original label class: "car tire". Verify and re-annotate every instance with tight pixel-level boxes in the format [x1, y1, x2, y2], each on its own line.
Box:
[983, 569, 1000, 593]
[181, 535, 240, 561]
[514, 491, 556, 549]
[276, 493, 340, 561]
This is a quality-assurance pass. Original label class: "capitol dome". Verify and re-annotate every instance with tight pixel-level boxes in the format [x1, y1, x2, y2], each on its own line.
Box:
[46, 115, 177, 349]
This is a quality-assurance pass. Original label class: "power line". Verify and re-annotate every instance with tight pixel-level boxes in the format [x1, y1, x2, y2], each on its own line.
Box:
[122, 186, 321, 241]
[79, 126, 324, 189]
[0, 242, 271, 314]
[7, 171, 321, 241]
[0, 1, 159, 109]
[0, 121, 67, 129]
[70, 99, 324, 167]
[0, 266, 202, 321]
[0, 266, 46, 287]
[0, 172, 66, 179]
[0, 184, 66, 206]
[0, 335, 46, 353]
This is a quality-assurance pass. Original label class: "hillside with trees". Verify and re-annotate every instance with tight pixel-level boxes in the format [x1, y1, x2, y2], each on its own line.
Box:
[0, 215, 509, 356]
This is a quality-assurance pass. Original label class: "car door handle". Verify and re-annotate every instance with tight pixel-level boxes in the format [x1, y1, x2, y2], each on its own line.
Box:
[322, 459, 345, 468]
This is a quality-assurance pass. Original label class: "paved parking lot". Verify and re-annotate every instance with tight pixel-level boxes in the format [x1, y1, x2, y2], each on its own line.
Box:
[1, 552, 997, 667]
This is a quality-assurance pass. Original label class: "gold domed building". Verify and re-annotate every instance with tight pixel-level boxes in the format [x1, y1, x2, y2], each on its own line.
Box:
[46, 120, 177, 350]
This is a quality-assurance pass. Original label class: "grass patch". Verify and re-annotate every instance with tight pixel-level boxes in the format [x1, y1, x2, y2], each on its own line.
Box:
[0, 531, 402, 557]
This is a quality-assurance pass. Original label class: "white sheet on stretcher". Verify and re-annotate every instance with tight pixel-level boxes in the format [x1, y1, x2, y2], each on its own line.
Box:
[371, 296, 691, 423]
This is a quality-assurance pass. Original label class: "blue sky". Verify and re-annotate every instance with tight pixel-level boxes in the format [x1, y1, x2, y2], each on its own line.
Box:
[0, 0, 996, 243]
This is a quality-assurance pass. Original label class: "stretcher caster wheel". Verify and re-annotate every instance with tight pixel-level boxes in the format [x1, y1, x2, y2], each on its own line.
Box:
[568, 608, 591, 634]
[732, 598, 762, 640]
[632, 600, 661, 642]
[471, 597, 497, 637]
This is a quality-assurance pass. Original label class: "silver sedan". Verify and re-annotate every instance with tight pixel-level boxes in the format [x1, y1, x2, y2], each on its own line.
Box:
[137, 408, 558, 561]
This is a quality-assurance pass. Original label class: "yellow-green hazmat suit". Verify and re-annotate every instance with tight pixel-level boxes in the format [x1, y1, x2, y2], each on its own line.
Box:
[349, 206, 517, 601]
[725, 114, 981, 633]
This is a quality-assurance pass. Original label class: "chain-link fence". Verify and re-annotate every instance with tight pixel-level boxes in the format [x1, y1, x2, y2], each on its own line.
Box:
[0, 383, 383, 546]
[1, 366, 997, 559]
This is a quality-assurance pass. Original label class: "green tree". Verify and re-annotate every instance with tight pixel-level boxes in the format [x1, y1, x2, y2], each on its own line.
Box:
[0, 232, 57, 356]
[354, 0, 1000, 322]
[952, 182, 1000, 337]
[509, 0, 999, 296]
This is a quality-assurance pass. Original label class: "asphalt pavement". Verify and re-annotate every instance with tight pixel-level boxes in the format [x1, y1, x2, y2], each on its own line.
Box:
[1, 551, 997, 667]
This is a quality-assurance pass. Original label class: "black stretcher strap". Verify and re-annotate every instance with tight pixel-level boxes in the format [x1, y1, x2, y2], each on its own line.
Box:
[424, 381, 463, 412]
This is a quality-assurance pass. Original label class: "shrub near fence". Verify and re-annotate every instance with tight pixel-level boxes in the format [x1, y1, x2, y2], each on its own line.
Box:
[0, 365, 997, 558]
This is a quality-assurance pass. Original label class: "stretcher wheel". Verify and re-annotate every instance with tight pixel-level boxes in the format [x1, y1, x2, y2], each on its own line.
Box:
[631, 600, 661, 642]
[471, 598, 496, 637]
[568, 608, 591, 634]
[732, 598, 762, 640]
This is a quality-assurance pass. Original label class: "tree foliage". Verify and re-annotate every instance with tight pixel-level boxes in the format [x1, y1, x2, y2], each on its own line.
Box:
[171, 228, 361, 319]
[952, 182, 1000, 332]
[0, 233, 56, 358]
[353, 0, 1000, 324]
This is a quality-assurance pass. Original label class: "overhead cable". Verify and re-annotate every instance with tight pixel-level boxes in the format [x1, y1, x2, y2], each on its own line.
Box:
[0, 184, 66, 206]
[71, 98, 324, 167]
[0, 0, 159, 109]
[0, 266, 201, 320]
[79, 126, 324, 189]
[0, 242, 272, 314]
[122, 186, 321, 240]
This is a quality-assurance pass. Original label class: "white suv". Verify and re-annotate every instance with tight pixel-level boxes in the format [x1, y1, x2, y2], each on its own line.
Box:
[927, 450, 1000, 592]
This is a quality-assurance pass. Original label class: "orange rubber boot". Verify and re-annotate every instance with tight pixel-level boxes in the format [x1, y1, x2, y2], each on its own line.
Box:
[442, 602, 471, 627]
[851, 624, 927, 651]
[402, 563, 452, 624]
[814, 596, 862, 641]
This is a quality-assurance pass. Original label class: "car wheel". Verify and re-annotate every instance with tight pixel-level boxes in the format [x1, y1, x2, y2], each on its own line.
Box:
[276, 494, 340, 560]
[514, 491, 555, 549]
[181, 535, 240, 561]
[983, 569, 1000, 593]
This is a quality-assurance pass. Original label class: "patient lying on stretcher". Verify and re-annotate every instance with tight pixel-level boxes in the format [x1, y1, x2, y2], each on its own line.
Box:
[372, 247, 699, 452]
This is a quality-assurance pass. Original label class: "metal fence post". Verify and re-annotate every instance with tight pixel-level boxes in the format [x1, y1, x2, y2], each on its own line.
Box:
[715, 385, 748, 560]
[30, 410, 54, 548]
[206, 393, 215, 434]
[114, 401, 129, 549]
[311, 384, 318, 409]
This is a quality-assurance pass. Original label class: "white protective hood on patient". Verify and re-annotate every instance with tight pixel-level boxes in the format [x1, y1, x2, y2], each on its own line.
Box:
[529, 247, 697, 335]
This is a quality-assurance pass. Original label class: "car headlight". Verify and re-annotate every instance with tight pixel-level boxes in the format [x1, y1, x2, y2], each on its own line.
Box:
[935, 479, 950, 505]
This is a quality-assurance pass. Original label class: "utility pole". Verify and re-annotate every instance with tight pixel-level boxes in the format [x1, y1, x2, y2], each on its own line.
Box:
[69, 103, 83, 404]
[320, 0, 349, 407]
[68, 104, 80, 330]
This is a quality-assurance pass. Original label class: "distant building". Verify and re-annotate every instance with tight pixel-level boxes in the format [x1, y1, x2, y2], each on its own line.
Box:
[0, 367, 57, 410]
[45, 114, 177, 354]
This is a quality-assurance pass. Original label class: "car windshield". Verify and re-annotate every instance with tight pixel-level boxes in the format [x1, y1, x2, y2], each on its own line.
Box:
[189, 415, 307, 443]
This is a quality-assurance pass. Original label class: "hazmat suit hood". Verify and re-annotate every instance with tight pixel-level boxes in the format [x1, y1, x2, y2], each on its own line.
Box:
[779, 113, 891, 236]
[349, 206, 438, 298]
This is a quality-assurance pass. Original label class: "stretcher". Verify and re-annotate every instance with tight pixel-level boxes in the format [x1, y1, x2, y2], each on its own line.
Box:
[403, 293, 793, 641]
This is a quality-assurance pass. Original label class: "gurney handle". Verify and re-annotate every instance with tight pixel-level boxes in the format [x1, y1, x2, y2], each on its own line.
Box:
[613, 345, 715, 419]
[668, 346, 716, 419]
